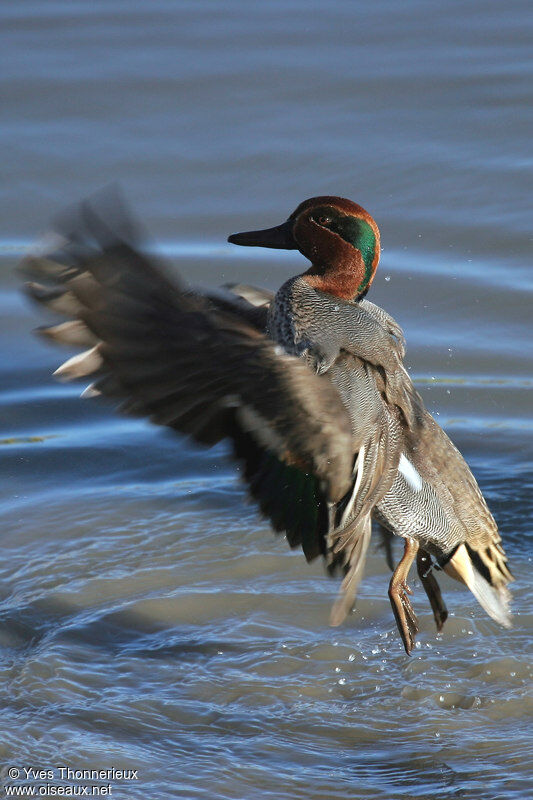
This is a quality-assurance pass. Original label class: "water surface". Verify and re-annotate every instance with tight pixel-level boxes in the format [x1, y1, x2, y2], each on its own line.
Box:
[1, 2, 532, 799]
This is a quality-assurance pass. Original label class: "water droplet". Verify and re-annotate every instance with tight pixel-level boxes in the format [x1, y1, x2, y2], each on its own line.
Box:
[384, 275, 391, 282]
[338, 678, 346, 685]
[435, 731, 440, 738]
[348, 653, 356, 662]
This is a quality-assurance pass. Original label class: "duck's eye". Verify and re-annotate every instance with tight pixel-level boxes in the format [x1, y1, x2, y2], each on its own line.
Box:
[315, 215, 331, 226]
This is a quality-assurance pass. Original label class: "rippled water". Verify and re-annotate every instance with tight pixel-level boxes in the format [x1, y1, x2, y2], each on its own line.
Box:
[1, 2, 532, 799]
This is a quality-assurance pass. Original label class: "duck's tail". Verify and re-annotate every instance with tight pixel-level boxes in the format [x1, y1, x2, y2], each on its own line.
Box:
[442, 542, 513, 628]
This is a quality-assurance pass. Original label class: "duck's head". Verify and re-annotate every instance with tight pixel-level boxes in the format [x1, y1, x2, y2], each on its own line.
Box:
[228, 196, 380, 300]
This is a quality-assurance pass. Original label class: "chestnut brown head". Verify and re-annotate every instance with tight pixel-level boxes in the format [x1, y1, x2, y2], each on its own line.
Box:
[228, 196, 380, 300]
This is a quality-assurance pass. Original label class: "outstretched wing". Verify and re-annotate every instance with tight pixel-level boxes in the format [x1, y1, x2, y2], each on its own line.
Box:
[20, 192, 357, 564]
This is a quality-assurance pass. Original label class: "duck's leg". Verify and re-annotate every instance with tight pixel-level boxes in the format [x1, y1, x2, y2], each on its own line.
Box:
[389, 537, 419, 655]
[376, 523, 395, 571]
[416, 549, 448, 632]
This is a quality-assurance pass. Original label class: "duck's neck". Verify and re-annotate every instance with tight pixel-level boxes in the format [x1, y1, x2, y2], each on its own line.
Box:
[304, 248, 374, 301]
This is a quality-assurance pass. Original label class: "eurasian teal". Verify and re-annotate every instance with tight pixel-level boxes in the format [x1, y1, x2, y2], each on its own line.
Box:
[22, 192, 512, 654]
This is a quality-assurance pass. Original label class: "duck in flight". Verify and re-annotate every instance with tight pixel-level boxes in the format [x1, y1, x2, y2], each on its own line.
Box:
[21, 191, 512, 654]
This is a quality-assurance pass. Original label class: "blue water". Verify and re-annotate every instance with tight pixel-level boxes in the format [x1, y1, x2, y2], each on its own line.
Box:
[1, 2, 532, 799]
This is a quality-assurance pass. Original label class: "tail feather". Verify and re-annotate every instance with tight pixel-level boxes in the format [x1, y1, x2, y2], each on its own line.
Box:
[443, 543, 512, 629]
[329, 515, 372, 626]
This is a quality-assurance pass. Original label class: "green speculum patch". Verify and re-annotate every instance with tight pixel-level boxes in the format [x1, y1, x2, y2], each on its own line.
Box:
[326, 213, 377, 292]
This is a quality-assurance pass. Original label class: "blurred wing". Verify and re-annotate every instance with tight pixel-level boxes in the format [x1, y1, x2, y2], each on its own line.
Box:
[20, 193, 356, 563]
[195, 283, 271, 332]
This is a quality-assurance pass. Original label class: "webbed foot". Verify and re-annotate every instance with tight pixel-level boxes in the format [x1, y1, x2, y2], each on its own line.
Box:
[389, 538, 419, 655]
[417, 549, 448, 632]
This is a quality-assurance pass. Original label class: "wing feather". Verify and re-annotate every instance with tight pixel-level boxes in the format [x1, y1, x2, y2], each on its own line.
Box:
[20, 193, 357, 566]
